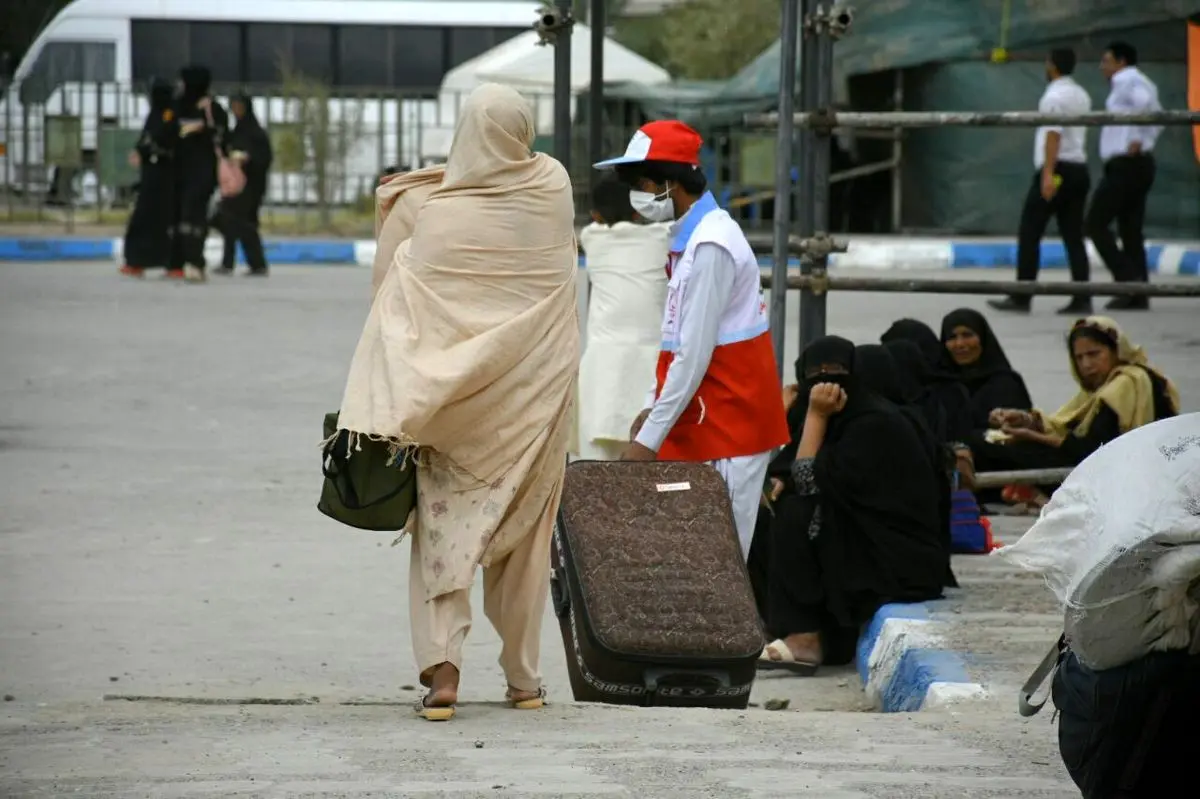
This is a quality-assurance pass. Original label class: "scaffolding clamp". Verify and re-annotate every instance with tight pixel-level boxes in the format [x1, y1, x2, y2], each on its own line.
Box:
[806, 4, 856, 40]
[534, 5, 575, 46]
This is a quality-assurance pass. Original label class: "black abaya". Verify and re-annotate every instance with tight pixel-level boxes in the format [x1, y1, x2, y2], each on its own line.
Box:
[856, 344, 957, 589]
[766, 337, 946, 660]
[940, 308, 1034, 433]
[123, 80, 177, 269]
[881, 320, 974, 442]
[214, 93, 273, 272]
[173, 66, 228, 272]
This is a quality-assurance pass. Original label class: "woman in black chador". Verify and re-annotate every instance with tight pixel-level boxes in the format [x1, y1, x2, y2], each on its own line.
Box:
[172, 66, 228, 283]
[120, 79, 177, 277]
[214, 92, 273, 276]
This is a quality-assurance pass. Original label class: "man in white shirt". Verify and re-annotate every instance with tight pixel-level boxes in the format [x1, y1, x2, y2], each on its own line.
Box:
[990, 48, 1092, 316]
[1086, 41, 1163, 312]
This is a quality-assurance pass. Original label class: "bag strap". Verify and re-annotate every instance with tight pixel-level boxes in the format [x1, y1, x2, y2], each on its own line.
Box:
[1019, 634, 1066, 717]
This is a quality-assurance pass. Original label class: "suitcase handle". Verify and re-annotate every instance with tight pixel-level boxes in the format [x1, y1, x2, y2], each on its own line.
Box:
[642, 667, 731, 705]
[549, 569, 570, 619]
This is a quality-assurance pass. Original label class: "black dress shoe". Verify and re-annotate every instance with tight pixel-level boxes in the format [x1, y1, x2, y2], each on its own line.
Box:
[987, 298, 1031, 313]
[1105, 295, 1150, 311]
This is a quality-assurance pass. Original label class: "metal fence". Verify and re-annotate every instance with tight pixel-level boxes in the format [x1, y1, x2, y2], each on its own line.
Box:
[0, 73, 887, 235]
[747, 0, 1200, 371]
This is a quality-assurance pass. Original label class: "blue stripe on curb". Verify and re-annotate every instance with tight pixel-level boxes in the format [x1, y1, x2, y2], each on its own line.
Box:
[950, 242, 1169, 272]
[1181, 250, 1200, 277]
[0, 237, 116, 261]
[882, 649, 973, 713]
[855, 602, 930, 684]
[262, 240, 356, 264]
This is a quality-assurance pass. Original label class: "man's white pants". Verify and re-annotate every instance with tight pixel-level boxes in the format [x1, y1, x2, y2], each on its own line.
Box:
[710, 451, 772, 561]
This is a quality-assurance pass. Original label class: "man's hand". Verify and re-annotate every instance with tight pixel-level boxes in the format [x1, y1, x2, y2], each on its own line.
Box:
[128, 150, 141, 169]
[196, 96, 211, 111]
[1040, 171, 1059, 201]
[807, 382, 847, 418]
[783, 384, 800, 411]
[621, 442, 658, 461]
[629, 409, 651, 441]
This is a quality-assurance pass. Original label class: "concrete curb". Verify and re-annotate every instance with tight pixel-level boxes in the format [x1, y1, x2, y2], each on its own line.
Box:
[1, 235, 1197, 274]
[855, 603, 988, 713]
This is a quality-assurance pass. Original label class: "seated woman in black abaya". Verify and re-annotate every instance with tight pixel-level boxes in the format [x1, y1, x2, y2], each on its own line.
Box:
[758, 336, 947, 674]
[939, 309, 1033, 449]
[973, 316, 1179, 504]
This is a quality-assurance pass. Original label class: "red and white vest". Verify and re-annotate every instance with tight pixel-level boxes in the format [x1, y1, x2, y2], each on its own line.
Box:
[656, 195, 790, 462]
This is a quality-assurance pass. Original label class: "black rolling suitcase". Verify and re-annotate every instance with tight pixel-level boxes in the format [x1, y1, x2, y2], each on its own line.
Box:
[550, 460, 766, 709]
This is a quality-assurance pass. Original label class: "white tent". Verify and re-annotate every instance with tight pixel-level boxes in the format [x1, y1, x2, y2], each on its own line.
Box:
[426, 24, 671, 158]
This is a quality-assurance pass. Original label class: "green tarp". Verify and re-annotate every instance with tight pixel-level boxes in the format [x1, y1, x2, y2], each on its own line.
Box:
[605, 0, 1199, 237]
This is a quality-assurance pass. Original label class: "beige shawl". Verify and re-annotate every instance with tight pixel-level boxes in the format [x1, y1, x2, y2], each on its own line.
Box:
[336, 84, 579, 594]
[371, 165, 444, 300]
[1039, 315, 1180, 439]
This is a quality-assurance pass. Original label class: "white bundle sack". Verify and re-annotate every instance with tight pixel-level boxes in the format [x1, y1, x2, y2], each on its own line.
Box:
[995, 413, 1200, 670]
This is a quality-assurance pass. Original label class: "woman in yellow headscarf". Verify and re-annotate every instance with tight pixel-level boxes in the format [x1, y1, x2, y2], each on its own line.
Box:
[974, 316, 1179, 485]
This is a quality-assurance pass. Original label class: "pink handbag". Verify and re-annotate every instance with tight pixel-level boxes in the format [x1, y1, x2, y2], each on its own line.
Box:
[205, 103, 246, 198]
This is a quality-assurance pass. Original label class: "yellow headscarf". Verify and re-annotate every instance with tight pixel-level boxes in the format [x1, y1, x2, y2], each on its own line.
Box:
[1039, 316, 1180, 439]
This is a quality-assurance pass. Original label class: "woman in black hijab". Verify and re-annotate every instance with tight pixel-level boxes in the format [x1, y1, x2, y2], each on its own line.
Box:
[172, 65, 228, 283]
[856, 344, 957, 589]
[758, 336, 947, 674]
[881, 319, 974, 442]
[939, 308, 1033, 441]
[214, 92, 273, 276]
[120, 79, 177, 277]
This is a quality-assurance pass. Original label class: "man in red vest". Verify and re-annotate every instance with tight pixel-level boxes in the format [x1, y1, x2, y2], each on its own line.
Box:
[595, 120, 790, 559]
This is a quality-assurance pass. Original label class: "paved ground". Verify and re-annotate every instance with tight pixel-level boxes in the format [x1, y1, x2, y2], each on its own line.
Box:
[1, 262, 1196, 797]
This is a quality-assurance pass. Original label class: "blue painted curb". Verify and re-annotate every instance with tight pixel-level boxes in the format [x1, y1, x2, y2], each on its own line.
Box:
[855, 601, 979, 713]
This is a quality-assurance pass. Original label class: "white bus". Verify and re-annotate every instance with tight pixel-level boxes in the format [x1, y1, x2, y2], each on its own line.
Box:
[1, 0, 544, 204]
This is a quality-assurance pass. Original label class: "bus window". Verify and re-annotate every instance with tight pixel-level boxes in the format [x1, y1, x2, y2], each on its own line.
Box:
[19, 41, 116, 104]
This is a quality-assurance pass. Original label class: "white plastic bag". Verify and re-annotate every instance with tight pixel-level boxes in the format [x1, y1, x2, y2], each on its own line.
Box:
[995, 413, 1200, 670]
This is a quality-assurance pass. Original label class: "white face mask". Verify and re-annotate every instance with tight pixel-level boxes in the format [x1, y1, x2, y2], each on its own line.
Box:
[629, 185, 675, 223]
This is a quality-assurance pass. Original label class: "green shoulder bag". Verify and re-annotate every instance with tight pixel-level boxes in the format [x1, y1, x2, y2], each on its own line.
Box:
[318, 412, 416, 532]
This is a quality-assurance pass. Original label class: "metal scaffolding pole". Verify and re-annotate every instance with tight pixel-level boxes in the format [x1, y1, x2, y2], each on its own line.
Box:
[588, 0, 605, 197]
[769, 0, 801, 378]
[545, 2, 574, 166]
[747, 109, 1200, 129]
[757, 273, 1200, 298]
[795, 2, 853, 357]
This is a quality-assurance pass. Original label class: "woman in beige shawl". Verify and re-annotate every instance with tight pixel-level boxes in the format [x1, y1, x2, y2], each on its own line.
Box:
[336, 83, 579, 721]
[371, 164, 444, 299]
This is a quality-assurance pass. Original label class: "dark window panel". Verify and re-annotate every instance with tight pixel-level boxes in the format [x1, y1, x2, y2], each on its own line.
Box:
[448, 27, 496, 69]
[246, 23, 289, 84]
[131, 20, 188, 83]
[392, 26, 445, 90]
[338, 26, 390, 89]
[188, 22, 243, 85]
[290, 24, 333, 82]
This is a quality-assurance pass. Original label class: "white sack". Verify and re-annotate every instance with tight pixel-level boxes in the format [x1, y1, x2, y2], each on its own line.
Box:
[995, 413, 1200, 670]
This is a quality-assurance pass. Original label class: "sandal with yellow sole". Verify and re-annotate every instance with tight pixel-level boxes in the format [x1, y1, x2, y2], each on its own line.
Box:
[506, 686, 546, 710]
[415, 694, 456, 721]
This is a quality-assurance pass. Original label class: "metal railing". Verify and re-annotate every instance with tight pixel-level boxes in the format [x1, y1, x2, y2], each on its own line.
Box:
[749, 1, 1200, 369]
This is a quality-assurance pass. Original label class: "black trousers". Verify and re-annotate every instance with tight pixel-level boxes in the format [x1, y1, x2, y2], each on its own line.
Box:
[1086, 154, 1156, 283]
[1053, 649, 1200, 798]
[1015, 162, 1091, 297]
[215, 193, 267, 271]
[176, 179, 215, 270]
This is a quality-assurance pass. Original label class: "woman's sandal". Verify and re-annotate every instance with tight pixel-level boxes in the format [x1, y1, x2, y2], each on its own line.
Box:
[415, 693, 456, 722]
[757, 639, 819, 676]
[506, 686, 546, 710]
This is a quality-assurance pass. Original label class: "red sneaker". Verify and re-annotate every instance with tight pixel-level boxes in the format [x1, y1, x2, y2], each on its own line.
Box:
[165, 269, 184, 280]
[119, 264, 145, 278]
